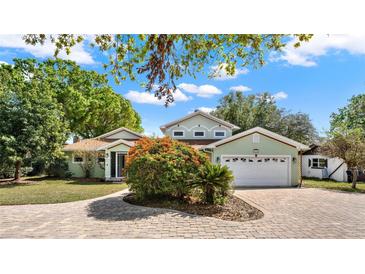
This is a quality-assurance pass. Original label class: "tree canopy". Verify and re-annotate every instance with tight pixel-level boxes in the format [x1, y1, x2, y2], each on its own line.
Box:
[12, 59, 143, 138]
[330, 94, 365, 134]
[0, 62, 67, 180]
[212, 91, 318, 144]
[321, 128, 365, 188]
[23, 34, 313, 105]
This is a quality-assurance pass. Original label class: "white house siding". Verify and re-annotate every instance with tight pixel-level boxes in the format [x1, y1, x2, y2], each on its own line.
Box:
[302, 155, 348, 182]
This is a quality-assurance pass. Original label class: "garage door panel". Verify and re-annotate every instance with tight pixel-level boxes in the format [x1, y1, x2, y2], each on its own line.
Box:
[222, 156, 290, 186]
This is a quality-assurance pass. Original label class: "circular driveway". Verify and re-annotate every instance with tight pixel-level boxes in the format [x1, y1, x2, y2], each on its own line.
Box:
[0, 188, 364, 238]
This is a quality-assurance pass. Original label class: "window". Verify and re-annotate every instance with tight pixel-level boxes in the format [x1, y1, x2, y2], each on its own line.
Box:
[214, 130, 226, 138]
[73, 155, 83, 163]
[97, 157, 105, 163]
[194, 131, 205, 137]
[252, 133, 260, 143]
[173, 130, 184, 137]
[311, 158, 328, 169]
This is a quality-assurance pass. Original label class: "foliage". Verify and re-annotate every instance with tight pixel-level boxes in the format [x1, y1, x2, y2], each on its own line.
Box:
[13, 58, 143, 138]
[23, 34, 313, 105]
[0, 177, 127, 205]
[45, 158, 69, 178]
[125, 137, 208, 200]
[279, 113, 318, 144]
[0, 62, 67, 180]
[320, 128, 365, 189]
[212, 91, 318, 144]
[191, 163, 234, 205]
[74, 151, 105, 178]
[330, 94, 365, 135]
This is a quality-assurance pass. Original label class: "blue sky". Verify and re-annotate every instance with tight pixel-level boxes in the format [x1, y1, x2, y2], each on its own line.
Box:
[1, 34, 365, 137]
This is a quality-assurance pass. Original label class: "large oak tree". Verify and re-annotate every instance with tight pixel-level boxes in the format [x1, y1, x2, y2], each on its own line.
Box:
[23, 34, 312, 105]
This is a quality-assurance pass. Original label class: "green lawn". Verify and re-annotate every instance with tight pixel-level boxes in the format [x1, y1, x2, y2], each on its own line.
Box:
[0, 177, 127, 205]
[303, 178, 365, 193]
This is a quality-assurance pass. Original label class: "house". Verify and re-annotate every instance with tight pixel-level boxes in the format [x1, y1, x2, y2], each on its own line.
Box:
[161, 110, 310, 187]
[302, 144, 348, 182]
[64, 110, 311, 187]
[63, 127, 143, 181]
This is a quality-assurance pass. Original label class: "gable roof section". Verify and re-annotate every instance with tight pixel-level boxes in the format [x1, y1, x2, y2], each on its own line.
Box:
[204, 127, 310, 151]
[64, 139, 111, 152]
[93, 127, 143, 140]
[159, 110, 240, 132]
[96, 139, 135, 151]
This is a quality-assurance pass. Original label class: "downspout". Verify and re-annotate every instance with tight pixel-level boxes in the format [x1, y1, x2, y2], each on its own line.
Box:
[299, 150, 303, 188]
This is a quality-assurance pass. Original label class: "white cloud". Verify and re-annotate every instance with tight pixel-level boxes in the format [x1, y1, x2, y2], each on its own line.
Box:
[189, 107, 216, 114]
[125, 89, 191, 105]
[272, 34, 365, 67]
[178, 83, 222, 98]
[0, 35, 95, 65]
[272, 91, 288, 100]
[229, 85, 252, 92]
[0, 61, 8, 65]
[210, 63, 249, 80]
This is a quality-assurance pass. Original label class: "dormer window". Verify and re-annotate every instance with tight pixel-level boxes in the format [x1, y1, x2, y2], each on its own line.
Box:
[173, 130, 184, 137]
[214, 130, 226, 138]
[194, 131, 205, 137]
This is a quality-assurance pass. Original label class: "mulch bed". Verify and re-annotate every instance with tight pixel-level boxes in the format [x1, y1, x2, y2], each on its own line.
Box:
[124, 193, 264, 222]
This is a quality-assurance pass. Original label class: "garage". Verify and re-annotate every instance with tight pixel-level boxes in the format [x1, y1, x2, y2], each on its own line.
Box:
[221, 156, 290, 186]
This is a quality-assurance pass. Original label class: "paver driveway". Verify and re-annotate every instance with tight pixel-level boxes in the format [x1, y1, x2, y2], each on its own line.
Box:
[0, 188, 364, 238]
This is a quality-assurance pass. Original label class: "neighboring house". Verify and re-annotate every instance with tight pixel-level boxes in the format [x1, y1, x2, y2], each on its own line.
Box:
[162, 111, 310, 187]
[63, 127, 143, 181]
[302, 144, 348, 182]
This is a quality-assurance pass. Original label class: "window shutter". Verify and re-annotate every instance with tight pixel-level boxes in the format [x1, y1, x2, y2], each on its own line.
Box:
[111, 152, 116, 177]
[308, 159, 311, 167]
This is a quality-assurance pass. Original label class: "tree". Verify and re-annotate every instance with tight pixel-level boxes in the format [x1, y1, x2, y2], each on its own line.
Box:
[0, 63, 67, 180]
[321, 128, 365, 189]
[15, 59, 143, 138]
[212, 91, 318, 144]
[23, 34, 313, 105]
[330, 94, 365, 134]
[280, 113, 318, 144]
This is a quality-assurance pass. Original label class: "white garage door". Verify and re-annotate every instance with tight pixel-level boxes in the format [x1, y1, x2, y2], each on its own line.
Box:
[222, 156, 290, 187]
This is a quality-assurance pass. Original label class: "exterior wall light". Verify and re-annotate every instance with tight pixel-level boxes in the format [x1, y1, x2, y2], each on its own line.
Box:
[253, 149, 259, 157]
[216, 156, 220, 163]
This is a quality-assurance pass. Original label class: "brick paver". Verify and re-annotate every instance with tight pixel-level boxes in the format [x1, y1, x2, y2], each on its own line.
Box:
[0, 188, 364, 238]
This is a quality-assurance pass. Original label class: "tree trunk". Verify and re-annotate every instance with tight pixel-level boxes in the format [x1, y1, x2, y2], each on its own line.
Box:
[14, 161, 21, 181]
[351, 168, 357, 189]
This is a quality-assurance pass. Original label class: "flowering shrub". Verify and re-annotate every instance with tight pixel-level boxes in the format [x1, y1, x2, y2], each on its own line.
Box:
[125, 137, 208, 200]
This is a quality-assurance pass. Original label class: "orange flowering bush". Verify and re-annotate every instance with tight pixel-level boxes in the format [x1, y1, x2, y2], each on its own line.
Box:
[125, 136, 208, 200]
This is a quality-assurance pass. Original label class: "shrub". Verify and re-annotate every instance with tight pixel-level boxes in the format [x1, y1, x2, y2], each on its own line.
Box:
[46, 158, 69, 177]
[125, 137, 208, 200]
[192, 162, 234, 205]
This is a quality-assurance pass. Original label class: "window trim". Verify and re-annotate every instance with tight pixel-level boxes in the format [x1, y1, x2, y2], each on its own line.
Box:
[311, 158, 328, 169]
[172, 130, 185, 137]
[214, 130, 226, 138]
[72, 154, 84, 164]
[193, 130, 206, 138]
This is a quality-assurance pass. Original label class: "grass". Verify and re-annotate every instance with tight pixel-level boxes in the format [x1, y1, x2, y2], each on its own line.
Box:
[0, 177, 127, 205]
[303, 178, 365, 193]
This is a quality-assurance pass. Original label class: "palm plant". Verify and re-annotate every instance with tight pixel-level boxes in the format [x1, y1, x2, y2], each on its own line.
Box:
[192, 163, 234, 204]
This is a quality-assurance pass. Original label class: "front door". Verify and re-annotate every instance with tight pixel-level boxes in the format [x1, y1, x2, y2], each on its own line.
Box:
[116, 153, 125, 177]
[110, 152, 125, 178]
